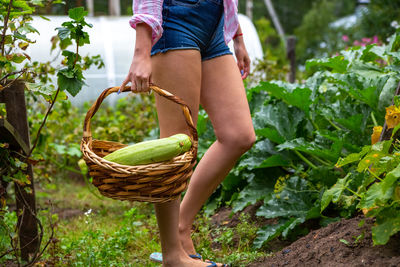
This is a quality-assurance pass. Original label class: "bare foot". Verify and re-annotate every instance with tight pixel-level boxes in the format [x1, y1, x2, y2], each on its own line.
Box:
[178, 226, 227, 267]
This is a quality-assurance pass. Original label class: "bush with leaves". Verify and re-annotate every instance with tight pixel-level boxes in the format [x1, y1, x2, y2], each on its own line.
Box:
[0, 2, 105, 264]
[199, 30, 400, 248]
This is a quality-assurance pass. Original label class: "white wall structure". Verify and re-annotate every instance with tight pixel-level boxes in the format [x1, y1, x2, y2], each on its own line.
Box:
[28, 14, 263, 106]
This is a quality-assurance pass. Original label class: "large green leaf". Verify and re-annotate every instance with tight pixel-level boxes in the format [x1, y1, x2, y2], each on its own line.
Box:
[238, 139, 275, 170]
[321, 175, 350, 212]
[255, 127, 285, 144]
[360, 45, 387, 62]
[358, 182, 394, 209]
[68, 7, 88, 21]
[258, 81, 312, 115]
[348, 85, 379, 110]
[335, 114, 365, 134]
[336, 145, 371, 167]
[57, 68, 85, 97]
[253, 218, 294, 248]
[387, 32, 400, 53]
[306, 56, 349, 73]
[257, 176, 319, 219]
[321, 100, 369, 136]
[372, 208, 400, 245]
[381, 163, 400, 193]
[348, 61, 385, 80]
[257, 155, 290, 168]
[232, 173, 275, 213]
[252, 102, 305, 141]
[277, 137, 340, 163]
[379, 76, 399, 111]
[317, 130, 360, 153]
[56, 26, 71, 40]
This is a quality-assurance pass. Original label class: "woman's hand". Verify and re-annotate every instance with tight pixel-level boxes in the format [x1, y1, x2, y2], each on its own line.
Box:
[233, 37, 251, 80]
[120, 53, 152, 93]
[120, 23, 153, 93]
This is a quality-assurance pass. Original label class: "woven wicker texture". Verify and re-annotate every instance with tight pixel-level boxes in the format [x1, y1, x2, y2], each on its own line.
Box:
[80, 85, 198, 203]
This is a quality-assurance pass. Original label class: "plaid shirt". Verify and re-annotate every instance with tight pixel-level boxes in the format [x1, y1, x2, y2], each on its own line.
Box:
[129, 0, 239, 46]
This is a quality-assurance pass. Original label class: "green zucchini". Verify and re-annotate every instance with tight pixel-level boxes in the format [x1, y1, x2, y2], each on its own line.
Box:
[103, 133, 192, 165]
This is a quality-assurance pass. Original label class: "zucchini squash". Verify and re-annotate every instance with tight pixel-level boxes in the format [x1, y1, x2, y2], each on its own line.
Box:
[103, 133, 192, 165]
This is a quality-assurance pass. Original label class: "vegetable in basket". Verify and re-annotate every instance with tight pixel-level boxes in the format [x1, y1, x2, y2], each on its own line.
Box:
[103, 133, 192, 165]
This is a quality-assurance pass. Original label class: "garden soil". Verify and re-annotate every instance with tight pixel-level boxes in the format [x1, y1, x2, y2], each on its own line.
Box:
[246, 216, 400, 267]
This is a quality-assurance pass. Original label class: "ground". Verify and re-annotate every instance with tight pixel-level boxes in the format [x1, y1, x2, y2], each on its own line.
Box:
[4, 176, 400, 266]
[245, 216, 400, 267]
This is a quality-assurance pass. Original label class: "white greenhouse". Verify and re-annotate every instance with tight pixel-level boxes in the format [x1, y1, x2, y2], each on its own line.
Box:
[27, 14, 263, 106]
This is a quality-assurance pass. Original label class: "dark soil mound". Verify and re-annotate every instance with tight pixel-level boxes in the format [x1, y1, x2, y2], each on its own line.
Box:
[248, 216, 400, 267]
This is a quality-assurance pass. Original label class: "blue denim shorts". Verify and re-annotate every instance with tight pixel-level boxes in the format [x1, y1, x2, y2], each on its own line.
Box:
[150, 0, 233, 61]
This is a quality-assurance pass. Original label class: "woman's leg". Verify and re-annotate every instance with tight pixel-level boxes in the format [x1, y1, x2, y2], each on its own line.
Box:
[151, 50, 212, 267]
[179, 54, 256, 254]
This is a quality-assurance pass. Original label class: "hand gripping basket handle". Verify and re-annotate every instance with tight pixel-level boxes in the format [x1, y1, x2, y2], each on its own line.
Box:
[82, 84, 198, 144]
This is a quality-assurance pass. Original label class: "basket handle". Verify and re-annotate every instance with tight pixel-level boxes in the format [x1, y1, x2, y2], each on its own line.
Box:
[82, 84, 198, 143]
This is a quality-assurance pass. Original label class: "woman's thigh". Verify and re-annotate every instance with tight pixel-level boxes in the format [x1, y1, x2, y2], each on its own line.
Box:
[200, 55, 254, 144]
[151, 50, 202, 138]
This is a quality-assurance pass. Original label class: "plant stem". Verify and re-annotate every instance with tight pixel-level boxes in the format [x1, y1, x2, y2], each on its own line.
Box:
[325, 116, 342, 131]
[309, 115, 319, 131]
[0, 68, 26, 84]
[1, 0, 12, 57]
[368, 168, 384, 182]
[0, 0, 13, 80]
[344, 186, 362, 198]
[73, 37, 79, 66]
[28, 88, 60, 159]
[294, 150, 317, 169]
[309, 154, 332, 166]
[0, 69, 26, 90]
[370, 112, 378, 127]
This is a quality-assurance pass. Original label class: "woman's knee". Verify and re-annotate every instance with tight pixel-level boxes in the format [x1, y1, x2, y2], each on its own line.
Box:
[218, 129, 256, 153]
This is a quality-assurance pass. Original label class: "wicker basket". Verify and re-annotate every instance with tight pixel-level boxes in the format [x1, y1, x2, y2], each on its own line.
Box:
[80, 85, 198, 203]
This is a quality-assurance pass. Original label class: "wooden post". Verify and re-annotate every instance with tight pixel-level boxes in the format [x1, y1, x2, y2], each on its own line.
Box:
[109, 0, 121, 16]
[264, 0, 285, 47]
[286, 36, 296, 83]
[1, 81, 38, 262]
[246, 0, 253, 20]
[86, 0, 94, 17]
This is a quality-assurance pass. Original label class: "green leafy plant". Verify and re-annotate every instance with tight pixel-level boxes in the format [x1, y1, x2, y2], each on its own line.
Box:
[322, 138, 400, 245]
[201, 29, 400, 248]
[1, 2, 104, 264]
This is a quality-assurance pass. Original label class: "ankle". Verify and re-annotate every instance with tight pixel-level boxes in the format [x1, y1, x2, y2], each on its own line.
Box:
[162, 251, 190, 266]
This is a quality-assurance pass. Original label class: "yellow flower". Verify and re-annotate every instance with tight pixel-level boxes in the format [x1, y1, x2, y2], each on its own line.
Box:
[274, 175, 289, 194]
[385, 105, 400, 129]
[371, 126, 382, 145]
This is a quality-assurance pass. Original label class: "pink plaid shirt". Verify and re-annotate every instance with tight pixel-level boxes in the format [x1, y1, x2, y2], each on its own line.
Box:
[129, 0, 239, 46]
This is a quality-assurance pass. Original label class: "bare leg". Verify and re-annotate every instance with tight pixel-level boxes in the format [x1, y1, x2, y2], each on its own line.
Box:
[151, 50, 212, 267]
[179, 55, 256, 254]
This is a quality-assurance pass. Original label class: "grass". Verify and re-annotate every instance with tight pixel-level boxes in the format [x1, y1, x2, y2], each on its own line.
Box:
[3, 175, 269, 266]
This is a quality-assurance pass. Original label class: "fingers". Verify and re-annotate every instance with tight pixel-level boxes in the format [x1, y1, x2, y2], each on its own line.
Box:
[119, 77, 129, 94]
[238, 56, 251, 80]
[132, 72, 151, 93]
[120, 75, 151, 94]
[237, 60, 244, 79]
[243, 58, 250, 79]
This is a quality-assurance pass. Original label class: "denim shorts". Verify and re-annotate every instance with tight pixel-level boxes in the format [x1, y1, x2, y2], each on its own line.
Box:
[150, 0, 233, 61]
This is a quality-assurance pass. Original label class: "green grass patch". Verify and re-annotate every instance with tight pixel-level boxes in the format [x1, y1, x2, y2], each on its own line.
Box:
[17, 177, 269, 266]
